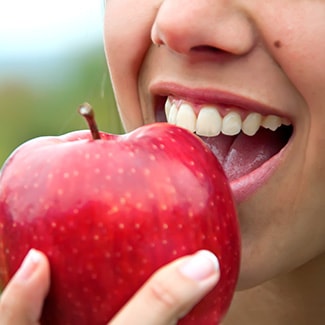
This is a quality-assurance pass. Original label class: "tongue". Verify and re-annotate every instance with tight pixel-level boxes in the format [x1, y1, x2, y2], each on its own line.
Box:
[200, 128, 289, 181]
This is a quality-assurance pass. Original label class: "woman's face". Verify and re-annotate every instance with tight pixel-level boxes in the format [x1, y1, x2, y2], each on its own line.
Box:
[104, 0, 325, 289]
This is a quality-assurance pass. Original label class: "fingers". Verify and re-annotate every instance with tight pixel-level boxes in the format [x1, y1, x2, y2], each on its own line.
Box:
[110, 250, 220, 325]
[0, 249, 50, 325]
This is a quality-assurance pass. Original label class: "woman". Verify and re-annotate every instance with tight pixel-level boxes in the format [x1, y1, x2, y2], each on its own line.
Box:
[1, 1, 324, 324]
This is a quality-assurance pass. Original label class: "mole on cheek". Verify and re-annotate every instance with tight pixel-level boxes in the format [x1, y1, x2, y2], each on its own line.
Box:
[274, 40, 282, 49]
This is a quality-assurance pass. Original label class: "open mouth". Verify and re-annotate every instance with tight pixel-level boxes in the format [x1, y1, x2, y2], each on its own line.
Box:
[155, 96, 293, 198]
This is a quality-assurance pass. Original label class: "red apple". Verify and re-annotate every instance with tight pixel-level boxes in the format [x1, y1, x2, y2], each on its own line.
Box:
[0, 104, 240, 324]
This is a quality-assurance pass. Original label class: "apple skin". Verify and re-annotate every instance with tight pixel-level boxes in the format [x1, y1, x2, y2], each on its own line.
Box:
[0, 123, 240, 324]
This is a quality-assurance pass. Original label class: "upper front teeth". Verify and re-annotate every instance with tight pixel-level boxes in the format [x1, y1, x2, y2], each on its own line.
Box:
[165, 98, 290, 137]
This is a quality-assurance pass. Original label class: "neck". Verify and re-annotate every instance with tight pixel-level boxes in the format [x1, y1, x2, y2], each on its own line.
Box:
[222, 253, 325, 325]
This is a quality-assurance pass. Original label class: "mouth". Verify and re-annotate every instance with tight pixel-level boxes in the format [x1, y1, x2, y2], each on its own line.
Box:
[154, 95, 293, 202]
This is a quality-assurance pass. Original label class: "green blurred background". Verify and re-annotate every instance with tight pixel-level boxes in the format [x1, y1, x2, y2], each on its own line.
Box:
[0, 0, 123, 167]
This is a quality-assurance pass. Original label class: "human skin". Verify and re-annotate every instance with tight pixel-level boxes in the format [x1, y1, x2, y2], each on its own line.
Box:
[104, 0, 325, 324]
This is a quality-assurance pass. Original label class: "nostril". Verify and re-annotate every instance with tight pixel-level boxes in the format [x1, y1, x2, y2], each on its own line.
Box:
[192, 46, 223, 54]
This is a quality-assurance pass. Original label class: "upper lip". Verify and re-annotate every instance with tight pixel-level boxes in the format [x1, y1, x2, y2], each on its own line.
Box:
[150, 81, 291, 120]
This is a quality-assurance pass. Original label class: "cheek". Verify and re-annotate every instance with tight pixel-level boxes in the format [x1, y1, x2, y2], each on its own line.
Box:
[104, 1, 160, 131]
[258, 3, 325, 109]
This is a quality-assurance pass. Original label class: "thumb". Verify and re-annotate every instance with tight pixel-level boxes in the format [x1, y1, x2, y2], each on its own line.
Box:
[110, 250, 220, 325]
[0, 249, 50, 325]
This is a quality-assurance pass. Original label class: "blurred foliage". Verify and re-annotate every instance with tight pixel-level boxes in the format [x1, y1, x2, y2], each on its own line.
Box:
[0, 44, 124, 167]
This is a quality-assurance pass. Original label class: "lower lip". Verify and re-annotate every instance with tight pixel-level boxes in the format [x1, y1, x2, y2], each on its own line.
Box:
[228, 144, 287, 203]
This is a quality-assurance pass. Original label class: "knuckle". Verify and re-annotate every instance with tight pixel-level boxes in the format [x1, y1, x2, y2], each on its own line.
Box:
[147, 274, 181, 311]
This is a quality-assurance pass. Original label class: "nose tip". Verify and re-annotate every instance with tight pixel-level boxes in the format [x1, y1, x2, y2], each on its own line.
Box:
[151, 2, 256, 57]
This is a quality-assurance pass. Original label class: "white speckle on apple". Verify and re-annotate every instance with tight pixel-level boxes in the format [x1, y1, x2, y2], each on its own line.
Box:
[119, 223, 125, 229]
[95, 153, 101, 159]
[85, 153, 90, 159]
[105, 175, 111, 181]
[129, 152, 135, 158]
[95, 168, 101, 174]
[73, 209, 79, 214]
[57, 189, 64, 196]
[33, 183, 39, 189]
[73, 170, 79, 177]
[160, 204, 168, 211]
[93, 234, 99, 240]
[144, 168, 151, 176]
[149, 154, 156, 161]
[109, 206, 119, 214]
[43, 204, 50, 211]
[120, 197, 126, 205]
[134, 223, 140, 229]
[51, 222, 57, 228]
[136, 202, 143, 209]
[130, 167, 136, 174]
[159, 143, 165, 150]
[47, 173, 53, 180]
[162, 239, 168, 245]
[148, 192, 155, 199]
[118, 168, 124, 174]
[188, 210, 194, 218]
[189, 160, 195, 166]
[178, 224, 183, 229]
[63, 172, 70, 179]
[162, 223, 168, 230]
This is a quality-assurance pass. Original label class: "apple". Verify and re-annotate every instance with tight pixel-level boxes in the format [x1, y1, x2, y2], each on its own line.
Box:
[0, 103, 240, 324]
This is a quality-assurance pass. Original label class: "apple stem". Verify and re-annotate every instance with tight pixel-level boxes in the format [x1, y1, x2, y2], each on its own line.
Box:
[78, 103, 101, 140]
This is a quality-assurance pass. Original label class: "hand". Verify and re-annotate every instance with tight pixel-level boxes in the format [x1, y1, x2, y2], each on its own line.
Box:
[0, 249, 220, 325]
[0, 249, 50, 324]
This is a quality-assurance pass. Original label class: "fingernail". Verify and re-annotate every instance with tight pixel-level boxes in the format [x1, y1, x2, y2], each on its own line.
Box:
[16, 249, 42, 281]
[179, 250, 220, 281]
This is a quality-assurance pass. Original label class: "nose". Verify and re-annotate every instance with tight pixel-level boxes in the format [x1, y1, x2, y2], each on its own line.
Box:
[151, 0, 256, 57]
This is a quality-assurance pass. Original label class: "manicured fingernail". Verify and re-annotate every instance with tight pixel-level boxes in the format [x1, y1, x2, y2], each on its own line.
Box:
[179, 250, 220, 281]
[16, 249, 42, 281]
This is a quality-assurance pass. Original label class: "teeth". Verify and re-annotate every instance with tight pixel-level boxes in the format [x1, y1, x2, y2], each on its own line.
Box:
[176, 103, 196, 132]
[169, 103, 178, 124]
[165, 98, 291, 137]
[242, 113, 262, 136]
[164, 98, 172, 117]
[222, 112, 242, 136]
[261, 115, 282, 131]
[196, 107, 222, 136]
